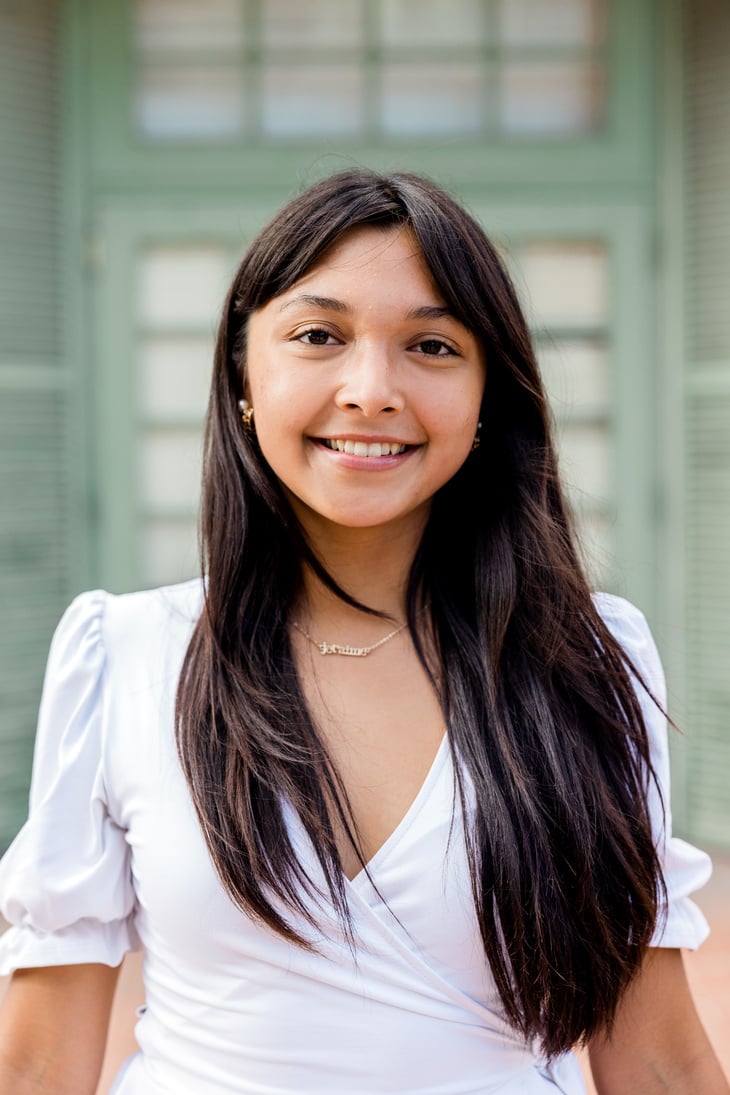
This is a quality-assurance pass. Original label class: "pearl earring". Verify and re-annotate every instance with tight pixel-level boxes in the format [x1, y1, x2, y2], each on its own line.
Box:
[471, 421, 482, 452]
[238, 399, 255, 433]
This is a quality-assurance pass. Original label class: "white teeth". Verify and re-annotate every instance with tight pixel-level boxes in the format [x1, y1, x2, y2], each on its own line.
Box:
[324, 439, 407, 456]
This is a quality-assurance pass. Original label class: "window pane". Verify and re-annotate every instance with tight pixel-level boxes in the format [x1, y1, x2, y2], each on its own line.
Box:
[139, 335, 214, 420]
[538, 340, 609, 415]
[261, 64, 364, 136]
[132, 0, 609, 144]
[135, 0, 244, 52]
[559, 421, 612, 502]
[575, 509, 614, 587]
[138, 246, 230, 329]
[136, 64, 245, 138]
[519, 242, 607, 329]
[379, 0, 485, 47]
[141, 518, 199, 586]
[140, 429, 202, 510]
[381, 63, 484, 136]
[262, 0, 363, 48]
[498, 0, 606, 47]
[500, 61, 604, 136]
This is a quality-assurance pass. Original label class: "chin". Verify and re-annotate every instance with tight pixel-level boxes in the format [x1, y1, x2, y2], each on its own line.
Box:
[322, 504, 432, 535]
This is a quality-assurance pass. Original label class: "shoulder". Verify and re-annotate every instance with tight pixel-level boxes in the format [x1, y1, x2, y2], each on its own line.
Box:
[592, 592, 664, 694]
[592, 591, 649, 635]
[54, 578, 205, 679]
[72, 576, 203, 639]
[100, 577, 205, 639]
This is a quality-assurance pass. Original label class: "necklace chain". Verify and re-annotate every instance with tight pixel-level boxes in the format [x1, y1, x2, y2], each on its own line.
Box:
[292, 619, 407, 657]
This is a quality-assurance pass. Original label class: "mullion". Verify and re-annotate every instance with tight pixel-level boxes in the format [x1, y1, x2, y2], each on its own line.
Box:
[246, 0, 263, 137]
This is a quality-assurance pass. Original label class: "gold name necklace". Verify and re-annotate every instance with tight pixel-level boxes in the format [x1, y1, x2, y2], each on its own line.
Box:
[291, 619, 407, 657]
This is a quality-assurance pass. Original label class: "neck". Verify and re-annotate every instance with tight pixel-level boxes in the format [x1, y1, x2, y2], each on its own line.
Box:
[296, 513, 427, 626]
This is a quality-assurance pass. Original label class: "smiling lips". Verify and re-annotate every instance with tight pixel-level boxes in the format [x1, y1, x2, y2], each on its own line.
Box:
[321, 439, 409, 457]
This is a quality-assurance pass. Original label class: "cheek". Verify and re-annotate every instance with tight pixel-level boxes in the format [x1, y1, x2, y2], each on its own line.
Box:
[251, 364, 314, 417]
[251, 377, 315, 477]
[432, 379, 484, 437]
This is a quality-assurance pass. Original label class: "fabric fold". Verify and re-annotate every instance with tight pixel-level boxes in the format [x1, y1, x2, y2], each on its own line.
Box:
[0, 590, 140, 975]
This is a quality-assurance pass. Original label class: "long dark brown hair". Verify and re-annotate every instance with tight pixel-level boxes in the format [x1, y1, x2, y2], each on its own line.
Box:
[176, 169, 664, 1058]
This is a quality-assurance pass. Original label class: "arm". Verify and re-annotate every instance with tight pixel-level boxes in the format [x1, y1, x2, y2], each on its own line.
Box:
[588, 947, 729, 1094]
[0, 963, 119, 1095]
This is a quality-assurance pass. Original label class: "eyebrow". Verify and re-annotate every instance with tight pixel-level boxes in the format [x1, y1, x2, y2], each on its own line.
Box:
[278, 294, 457, 322]
[279, 294, 350, 314]
[406, 305, 455, 321]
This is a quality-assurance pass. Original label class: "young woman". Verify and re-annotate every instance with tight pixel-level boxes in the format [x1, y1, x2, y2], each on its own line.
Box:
[0, 170, 726, 1095]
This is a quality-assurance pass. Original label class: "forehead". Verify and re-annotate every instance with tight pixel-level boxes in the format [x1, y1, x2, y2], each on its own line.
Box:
[279, 225, 443, 303]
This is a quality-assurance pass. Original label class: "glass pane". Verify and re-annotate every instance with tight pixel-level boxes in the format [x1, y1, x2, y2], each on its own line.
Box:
[136, 64, 245, 138]
[381, 63, 484, 136]
[380, 0, 485, 47]
[262, 0, 363, 48]
[141, 518, 199, 586]
[139, 335, 214, 419]
[500, 61, 604, 136]
[498, 0, 605, 47]
[558, 421, 611, 502]
[135, 0, 244, 52]
[140, 429, 203, 510]
[138, 245, 230, 328]
[261, 65, 364, 136]
[519, 242, 607, 329]
[538, 340, 609, 415]
[575, 509, 614, 587]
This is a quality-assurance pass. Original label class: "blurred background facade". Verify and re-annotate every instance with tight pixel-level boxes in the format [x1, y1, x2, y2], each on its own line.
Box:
[0, 0, 728, 852]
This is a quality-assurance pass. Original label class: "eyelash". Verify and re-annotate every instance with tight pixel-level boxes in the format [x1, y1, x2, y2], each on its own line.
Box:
[295, 328, 338, 346]
[293, 328, 458, 358]
[414, 339, 457, 358]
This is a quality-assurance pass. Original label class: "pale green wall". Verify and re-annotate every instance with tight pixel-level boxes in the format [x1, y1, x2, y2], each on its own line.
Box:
[1, 0, 728, 850]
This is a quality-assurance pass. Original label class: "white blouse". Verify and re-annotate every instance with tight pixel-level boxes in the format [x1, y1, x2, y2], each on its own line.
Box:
[0, 581, 712, 1095]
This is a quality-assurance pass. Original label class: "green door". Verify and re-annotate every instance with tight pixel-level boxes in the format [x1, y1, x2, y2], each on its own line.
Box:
[3, 0, 686, 850]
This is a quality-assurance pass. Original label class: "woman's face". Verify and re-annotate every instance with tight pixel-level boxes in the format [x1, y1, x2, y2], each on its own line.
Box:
[244, 226, 486, 540]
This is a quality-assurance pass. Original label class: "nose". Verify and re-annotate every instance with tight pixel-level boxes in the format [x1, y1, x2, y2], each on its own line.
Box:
[334, 342, 405, 417]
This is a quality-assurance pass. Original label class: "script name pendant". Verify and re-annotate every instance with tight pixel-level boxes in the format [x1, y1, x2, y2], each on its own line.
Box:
[318, 641, 370, 657]
[292, 619, 407, 657]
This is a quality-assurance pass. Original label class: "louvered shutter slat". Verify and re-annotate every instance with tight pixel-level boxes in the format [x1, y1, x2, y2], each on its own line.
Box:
[0, 1, 70, 849]
[685, 0, 730, 847]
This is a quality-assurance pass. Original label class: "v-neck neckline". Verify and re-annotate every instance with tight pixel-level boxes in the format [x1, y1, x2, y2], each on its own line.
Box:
[345, 733, 450, 888]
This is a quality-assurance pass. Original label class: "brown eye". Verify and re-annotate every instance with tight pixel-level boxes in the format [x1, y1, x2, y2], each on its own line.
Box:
[416, 339, 454, 356]
[299, 328, 335, 345]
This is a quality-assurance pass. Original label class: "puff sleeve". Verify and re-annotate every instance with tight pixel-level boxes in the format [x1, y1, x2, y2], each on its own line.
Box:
[596, 593, 712, 950]
[0, 591, 140, 974]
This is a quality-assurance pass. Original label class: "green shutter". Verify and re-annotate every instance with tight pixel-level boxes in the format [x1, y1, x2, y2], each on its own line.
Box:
[0, 1, 71, 848]
[684, 0, 730, 846]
